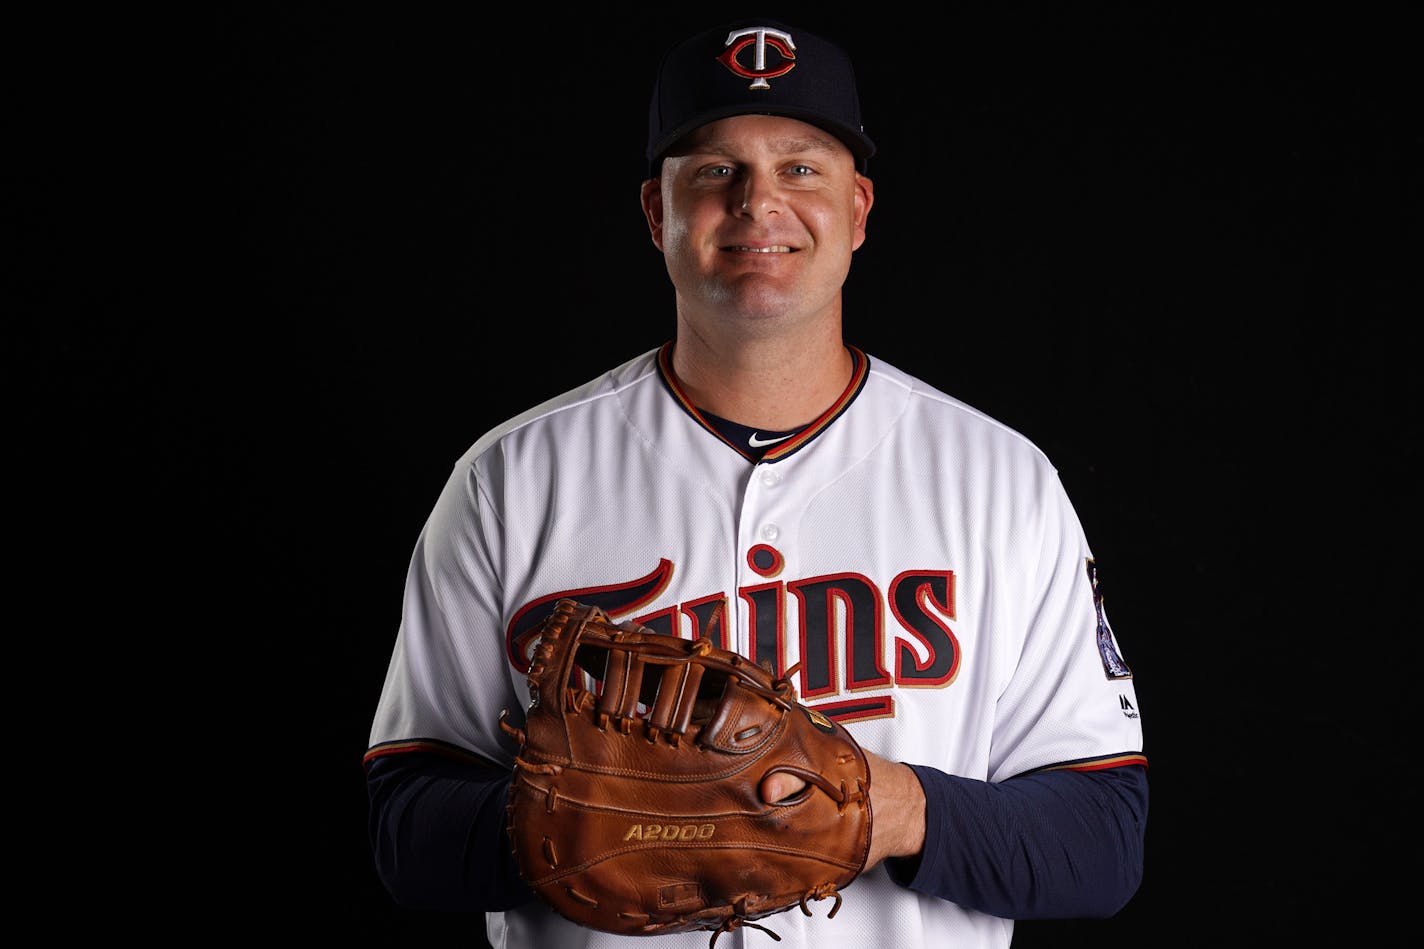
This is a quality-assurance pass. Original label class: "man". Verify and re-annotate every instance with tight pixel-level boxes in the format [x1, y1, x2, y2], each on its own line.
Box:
[365, 17, 1147, 949]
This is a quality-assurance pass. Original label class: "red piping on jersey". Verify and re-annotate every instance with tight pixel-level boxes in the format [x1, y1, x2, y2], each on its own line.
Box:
[1029, 753, 1149, 774]
[362, 738, 494, 769]
[656, 341, 870, 462]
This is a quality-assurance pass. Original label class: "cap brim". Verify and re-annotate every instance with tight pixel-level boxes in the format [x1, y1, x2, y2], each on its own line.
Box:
[650, 105, 875, 173]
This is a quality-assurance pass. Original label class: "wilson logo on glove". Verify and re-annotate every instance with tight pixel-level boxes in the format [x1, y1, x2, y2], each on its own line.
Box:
[499, 599, 872, 946]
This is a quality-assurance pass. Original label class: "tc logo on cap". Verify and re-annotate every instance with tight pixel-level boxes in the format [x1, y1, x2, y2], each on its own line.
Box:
[716, 27, 796, 91]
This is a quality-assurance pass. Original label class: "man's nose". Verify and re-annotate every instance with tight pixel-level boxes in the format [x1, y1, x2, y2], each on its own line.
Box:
[736, 171, 782, 218]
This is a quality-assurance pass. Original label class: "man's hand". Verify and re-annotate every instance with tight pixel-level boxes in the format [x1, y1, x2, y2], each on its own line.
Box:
[760, 748, 926, 869]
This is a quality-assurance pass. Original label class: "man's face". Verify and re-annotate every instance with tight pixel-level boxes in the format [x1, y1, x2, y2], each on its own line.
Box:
[642, 114, 873, 336]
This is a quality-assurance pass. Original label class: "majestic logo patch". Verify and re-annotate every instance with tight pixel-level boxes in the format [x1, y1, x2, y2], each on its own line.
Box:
[1088, 559, 1133, 679]
[717, 27, 797, 90]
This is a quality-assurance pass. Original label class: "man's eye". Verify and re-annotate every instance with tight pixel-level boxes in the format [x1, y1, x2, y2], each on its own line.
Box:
[704, 165, 734, 178]
[788, 164, 815, 176]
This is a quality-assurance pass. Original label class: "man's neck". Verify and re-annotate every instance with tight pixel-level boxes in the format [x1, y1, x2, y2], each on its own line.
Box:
[669, 328, 853, 430]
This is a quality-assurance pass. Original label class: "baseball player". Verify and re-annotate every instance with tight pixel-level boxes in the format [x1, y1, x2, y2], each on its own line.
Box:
[365, 17, 1147, 949]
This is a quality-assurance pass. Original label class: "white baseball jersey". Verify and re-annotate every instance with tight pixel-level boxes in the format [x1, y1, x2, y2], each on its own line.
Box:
[368, 343, 1145, 949]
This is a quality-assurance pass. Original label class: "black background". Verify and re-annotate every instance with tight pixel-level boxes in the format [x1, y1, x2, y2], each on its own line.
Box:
[18, 2, 1418, 946]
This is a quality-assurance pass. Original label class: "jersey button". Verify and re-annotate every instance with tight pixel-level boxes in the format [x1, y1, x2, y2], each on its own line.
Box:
[761, 470, 781, 487]
[761, 524, 780, 541]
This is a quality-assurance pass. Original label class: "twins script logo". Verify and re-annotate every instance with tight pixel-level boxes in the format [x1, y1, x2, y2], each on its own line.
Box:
[717, 27, 796, 90]
[505, 555, 963, 725]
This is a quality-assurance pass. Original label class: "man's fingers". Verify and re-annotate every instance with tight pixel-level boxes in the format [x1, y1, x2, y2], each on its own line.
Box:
[760, 771, 809, 803]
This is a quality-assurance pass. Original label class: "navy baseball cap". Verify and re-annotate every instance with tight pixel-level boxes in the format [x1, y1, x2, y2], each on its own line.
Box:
[646, 19, 875, 176]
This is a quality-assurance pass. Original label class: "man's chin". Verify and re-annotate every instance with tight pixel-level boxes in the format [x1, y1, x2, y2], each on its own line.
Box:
[711, 274, 797, 317]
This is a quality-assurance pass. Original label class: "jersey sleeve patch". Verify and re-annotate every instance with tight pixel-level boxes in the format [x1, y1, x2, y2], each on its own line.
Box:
[1088, 558, 1133, 679]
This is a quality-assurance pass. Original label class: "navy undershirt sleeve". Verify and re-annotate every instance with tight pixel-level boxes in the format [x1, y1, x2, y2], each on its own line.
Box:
[366, 752, 1146, 921]
[885, 764, 1149, 920]
[365, 752, 534, 913]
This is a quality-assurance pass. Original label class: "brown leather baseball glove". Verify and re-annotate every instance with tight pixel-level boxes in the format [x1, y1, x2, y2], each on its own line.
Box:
[499, 599, 872, 945]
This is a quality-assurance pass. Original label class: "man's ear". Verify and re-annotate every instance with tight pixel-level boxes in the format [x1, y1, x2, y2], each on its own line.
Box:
[640, 178, 665, 251]
[852, 172, 875, 251]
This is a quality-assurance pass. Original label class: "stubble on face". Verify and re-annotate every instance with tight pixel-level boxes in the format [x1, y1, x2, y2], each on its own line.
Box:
[651, 115, 870, 341]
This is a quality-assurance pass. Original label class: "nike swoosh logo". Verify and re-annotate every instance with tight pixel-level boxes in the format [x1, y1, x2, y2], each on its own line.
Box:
[748, 432, 795, 448]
